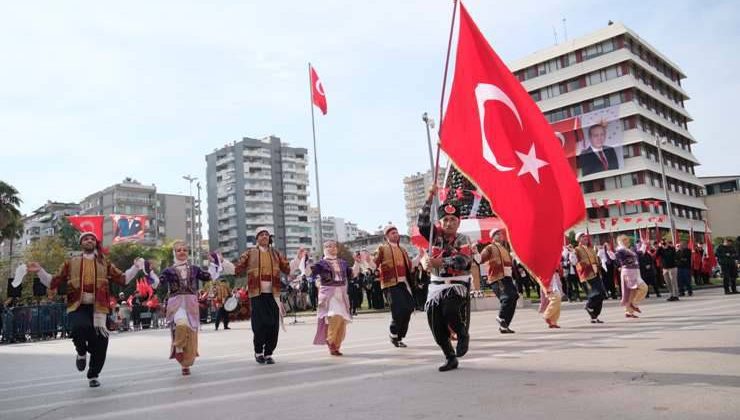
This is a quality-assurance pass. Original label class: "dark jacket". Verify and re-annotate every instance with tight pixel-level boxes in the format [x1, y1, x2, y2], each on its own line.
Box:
[657, 246, 677, 269]
[676, 248, 692, 269]
[578, 146, 620, 176]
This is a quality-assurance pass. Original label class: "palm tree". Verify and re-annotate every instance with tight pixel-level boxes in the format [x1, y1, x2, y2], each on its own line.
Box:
[0, 180, 22, 232]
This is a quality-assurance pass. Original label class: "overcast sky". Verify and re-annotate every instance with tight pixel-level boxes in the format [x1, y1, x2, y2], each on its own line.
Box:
[2, 0, 738, 235]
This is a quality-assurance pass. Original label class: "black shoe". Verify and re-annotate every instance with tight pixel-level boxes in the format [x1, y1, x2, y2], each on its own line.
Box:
[397, 341, 408, 348]
[438, 356, 459, 372]
[456, 333, 469, 357]
[390, 335, 400, 348]
[215, 326, 219, 331]
[679, 292, 685, 297]
[499, 327, 515, 334]
[88, 378, 100, 388]
[688, 292, 693, 297]
[255, 354, 266, 364]
[265, 356, 275, 365]
[595, 319, 604, 324]
[224, 326, 231, 330]
[76, 354, 86, 372]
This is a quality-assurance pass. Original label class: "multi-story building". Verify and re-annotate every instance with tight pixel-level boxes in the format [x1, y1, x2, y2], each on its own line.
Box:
[344, 233, 417, 259]
[700, 176, 740, 238]
[510, 22, 707, 243]
[306, 209, 366, 256]
[403, 168, 446, 234]
[79, 178, 197, 247]
[206, 136, 312, 260]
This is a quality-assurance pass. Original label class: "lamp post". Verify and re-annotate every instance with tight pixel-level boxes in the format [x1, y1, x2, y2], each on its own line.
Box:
[655, 136, 677, 242]
[183, 175, 198, 264]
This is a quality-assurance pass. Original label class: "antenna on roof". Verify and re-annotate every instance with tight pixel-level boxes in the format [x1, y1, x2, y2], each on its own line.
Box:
[552, 25, 559, 45]
[562, 18, 568, 41]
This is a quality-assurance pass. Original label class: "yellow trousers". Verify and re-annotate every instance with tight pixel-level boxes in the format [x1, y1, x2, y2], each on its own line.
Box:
[626, 283, 648, 314]
[327, 315, 347, 349]
[173, 322, 198, 367]
[542, 292, 561, 324]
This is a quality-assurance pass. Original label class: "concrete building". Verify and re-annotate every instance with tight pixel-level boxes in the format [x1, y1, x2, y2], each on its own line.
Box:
[307, 208, 367, 256]
[403, 168, 446, 234]
[206, 136, 311, 260]
[510, 22, 707, 243]
[79, 178, 197, 248]
[700, 175, 740, 238]
[343, 233, 417, 259]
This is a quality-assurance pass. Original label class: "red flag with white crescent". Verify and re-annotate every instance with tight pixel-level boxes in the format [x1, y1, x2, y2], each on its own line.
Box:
[310, 65, 327, 115]
[439, 3, 584, 286]
[67, 215, 104, 241]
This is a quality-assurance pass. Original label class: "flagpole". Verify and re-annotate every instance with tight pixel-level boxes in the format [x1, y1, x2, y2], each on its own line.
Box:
[308, 62, 324, 249]
[429, 0, 459, 248]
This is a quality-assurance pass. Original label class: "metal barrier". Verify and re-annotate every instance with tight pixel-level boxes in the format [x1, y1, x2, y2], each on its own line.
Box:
[0, 303, 70, 344]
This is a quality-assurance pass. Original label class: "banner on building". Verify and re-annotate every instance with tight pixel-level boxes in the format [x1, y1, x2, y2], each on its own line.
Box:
[110, 214, 148, 243]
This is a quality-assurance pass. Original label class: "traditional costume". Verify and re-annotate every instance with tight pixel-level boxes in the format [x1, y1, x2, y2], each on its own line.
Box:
[479, 229, 518, 333]
[303, 241, 353, 355]
[234, 227, 290, 364]
[615, 242, 648, 318]
[418, 199, 474, 372]
[574, 232, 607, 323]
[537, 268, 563, 328]
[28, 231, 140, 387]
[374, 224, 416, 348]
[158, 243, 220, 375]
[213, 278, 232, 330]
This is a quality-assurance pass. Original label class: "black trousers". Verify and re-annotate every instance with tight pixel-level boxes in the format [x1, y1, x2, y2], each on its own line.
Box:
[567, 274, 583, 300]
[721, 264, 738, 293]
[493, 277, 518, 327]
[585, 277, 606, 319]
[250, 294, 279, 356]
[68, 305, 109, 379]
[426, 294, 466, 358]
[644, 276, 661, 297]
[215, 307, 229, 329]
[388, 284, 415, 340]
[603, 267, 618, 298]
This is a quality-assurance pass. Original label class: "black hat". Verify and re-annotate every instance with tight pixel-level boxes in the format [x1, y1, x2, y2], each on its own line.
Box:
[438, 202, 461, 219]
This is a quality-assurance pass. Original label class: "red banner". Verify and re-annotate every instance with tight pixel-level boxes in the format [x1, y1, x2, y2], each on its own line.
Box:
[67, 215, 104, 241]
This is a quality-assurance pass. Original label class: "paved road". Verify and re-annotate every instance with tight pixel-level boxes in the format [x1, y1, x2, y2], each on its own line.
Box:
[1, 288, 738, 420]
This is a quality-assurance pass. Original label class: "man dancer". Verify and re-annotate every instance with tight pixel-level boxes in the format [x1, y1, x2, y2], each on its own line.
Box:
[374, 224, 416, 348]
[574, 232, 607, 323]
[213, 276, 232, 330]
[234, 227, 291, 365]
[26, 231, 140, 387]
[479, 228, 518, 333]
[418, 188, 474, 372]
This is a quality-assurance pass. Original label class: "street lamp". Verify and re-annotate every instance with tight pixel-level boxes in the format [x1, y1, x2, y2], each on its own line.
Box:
[655, 135, 677, 242]
[183, 175, 198, 264]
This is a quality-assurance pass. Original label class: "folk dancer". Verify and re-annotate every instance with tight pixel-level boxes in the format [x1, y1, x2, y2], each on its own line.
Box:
[234, 226, 291, 365]
[418, 189, 474, 372]
[615, 235, 648, 318]
[537, 265, 564, 329]
[301, 241, 353, 356]
[157, 242, 221, 375]
[374, 224, 416, 348]
[24, 231, 141, 387]
[574, 232, 607, 323]
[479, 228, 518, 334]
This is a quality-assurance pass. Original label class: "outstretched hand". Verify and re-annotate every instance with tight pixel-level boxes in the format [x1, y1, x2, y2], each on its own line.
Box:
[26, 262, 41, 273]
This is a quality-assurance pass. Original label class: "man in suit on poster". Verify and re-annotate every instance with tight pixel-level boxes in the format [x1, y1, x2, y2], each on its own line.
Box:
[579, 123, 619, 176]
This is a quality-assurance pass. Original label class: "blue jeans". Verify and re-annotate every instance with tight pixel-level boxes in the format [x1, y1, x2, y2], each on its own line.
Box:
[677, 267, 692, 295]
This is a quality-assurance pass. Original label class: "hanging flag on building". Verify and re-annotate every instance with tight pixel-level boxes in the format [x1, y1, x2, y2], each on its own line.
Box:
[310, 65, 328, 115]
[438, 3, 584, 285]
[67, 215, 104, 241]
[110, 214, 148, 243]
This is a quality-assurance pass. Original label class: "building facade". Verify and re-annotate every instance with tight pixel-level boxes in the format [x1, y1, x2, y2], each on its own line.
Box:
[403, 167, 446, 234]
[700, 176, 740, 238]
[510, 22, 707, 243]
[206, 136, 311, 260]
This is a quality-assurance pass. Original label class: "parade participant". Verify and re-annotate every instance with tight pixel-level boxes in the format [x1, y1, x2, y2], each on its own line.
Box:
[657, 240, 679, 301]
[537, 265, 563, 329]
[615, 235, 648, 318]
[234, 227, 291, 365]
[716, 238, 738, 294]
[213, 277, 232, 330]
[374, 224, 416, 348]
[418, 187, 474, 372]
[157, 242, 220, 375]
[638, 245, 660, 298]
[479, 228, 518, 333]
[574, 232, 607, 323]
[301, 241, 353, 356]
[25, 231, 141, 387]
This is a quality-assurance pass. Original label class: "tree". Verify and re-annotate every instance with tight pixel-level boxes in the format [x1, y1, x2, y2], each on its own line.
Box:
[22, 237, 68, 304]
[56, 216, 80, 251]
[567, 230, 577, 246]
[1, 216, 24, 300]
[336, 242, 355, 265]
[0, 180, 22, 232]
[107, 242, 159, 297]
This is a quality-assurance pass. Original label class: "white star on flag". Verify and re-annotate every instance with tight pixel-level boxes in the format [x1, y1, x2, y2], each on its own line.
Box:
[515, 144, 549, 183]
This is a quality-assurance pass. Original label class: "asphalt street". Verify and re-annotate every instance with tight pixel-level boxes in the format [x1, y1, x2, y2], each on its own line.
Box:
[0, 288, 738, 420]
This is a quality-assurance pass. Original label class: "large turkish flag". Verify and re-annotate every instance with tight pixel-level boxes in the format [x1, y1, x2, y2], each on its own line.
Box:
[439, 3, 584, 285]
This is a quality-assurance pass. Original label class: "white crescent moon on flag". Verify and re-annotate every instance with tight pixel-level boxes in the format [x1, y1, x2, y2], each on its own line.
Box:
[79, 221, 94, 232]
[555, 131, 565, 147]
[475, 83, 520, 172]
[315, 80, 325, 97]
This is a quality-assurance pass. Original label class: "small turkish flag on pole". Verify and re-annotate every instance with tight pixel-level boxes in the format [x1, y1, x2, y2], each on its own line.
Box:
[310, 65, 327, 115]
[439, 3, 584, 286]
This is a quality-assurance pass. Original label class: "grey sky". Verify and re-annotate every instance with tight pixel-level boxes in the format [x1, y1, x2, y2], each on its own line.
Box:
[2, 1, 738, 235]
